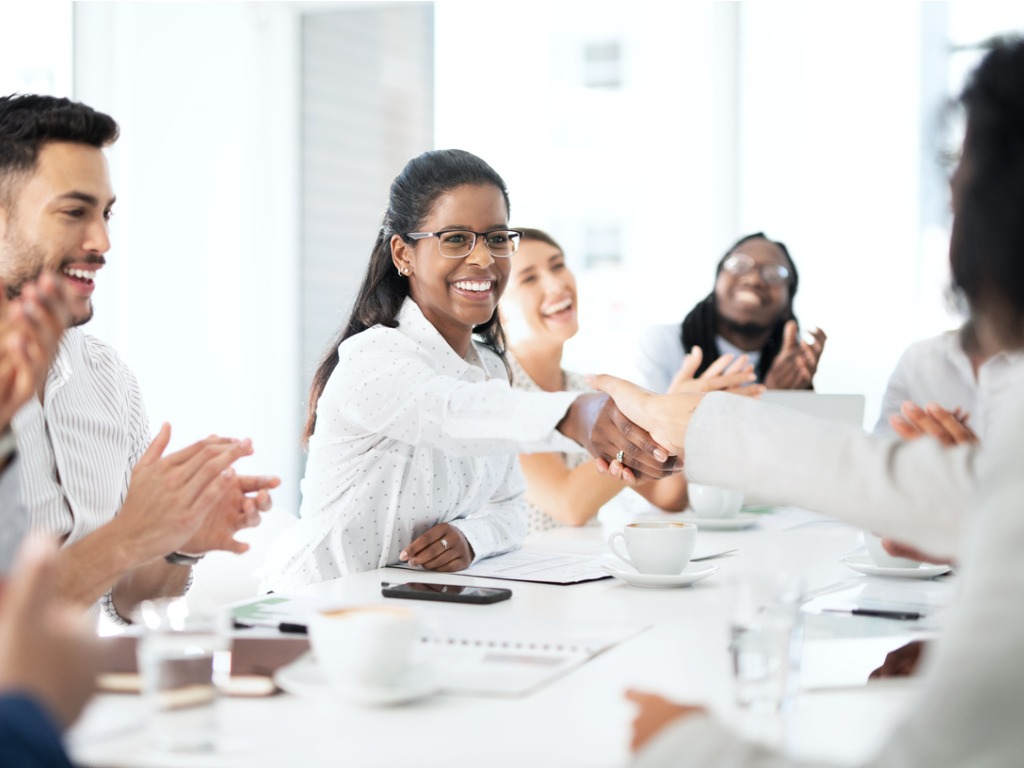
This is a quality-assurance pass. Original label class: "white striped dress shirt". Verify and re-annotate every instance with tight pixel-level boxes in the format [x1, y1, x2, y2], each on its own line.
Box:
[11, 327, 150, 615]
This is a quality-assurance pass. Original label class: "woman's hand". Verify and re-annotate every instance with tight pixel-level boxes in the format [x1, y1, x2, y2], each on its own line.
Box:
[667, 346, 763, 397]
[890, 401, 979, 446]
[869, 640, 927, 680]
[587, 375, 701, 459]
[762, 321, 826, 390]
[627, 689, 706, 752]
[400, 523, 474, 572]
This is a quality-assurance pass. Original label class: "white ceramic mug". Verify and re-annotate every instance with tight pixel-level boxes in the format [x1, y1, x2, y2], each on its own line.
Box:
[864, 533, 921, 569]
[688, 483, 745, 519]
[308, 605, 421, 690]
[608, 522, 697, 575]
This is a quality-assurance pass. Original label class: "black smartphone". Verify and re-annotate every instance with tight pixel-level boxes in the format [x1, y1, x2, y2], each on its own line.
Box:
[381, 581, 512, 604]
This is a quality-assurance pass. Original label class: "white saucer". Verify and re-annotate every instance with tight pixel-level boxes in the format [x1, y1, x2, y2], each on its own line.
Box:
[840, 554, 952, 579]
[273, 652, 438, 706]
[602, 562, 718, 588]
[679, 512, 759, 531]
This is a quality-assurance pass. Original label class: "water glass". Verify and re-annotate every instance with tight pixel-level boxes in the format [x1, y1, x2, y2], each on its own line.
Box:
[722, 571, 803, 744]
[136, 597, 232, 752]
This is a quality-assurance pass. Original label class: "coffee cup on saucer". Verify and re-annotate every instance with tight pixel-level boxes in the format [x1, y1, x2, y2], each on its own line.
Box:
[608, 522, 697, 575]
[864, 533, 922, 569]
[688, 483, 745, 519]
[308, 605, 421, 691]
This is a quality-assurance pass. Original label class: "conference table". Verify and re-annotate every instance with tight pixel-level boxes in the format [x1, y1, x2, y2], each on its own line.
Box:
[69, 506, 953, 768]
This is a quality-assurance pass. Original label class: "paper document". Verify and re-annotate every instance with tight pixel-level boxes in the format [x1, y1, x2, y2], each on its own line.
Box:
[394, 548, 613, 584]
[426, 616, 648, 696]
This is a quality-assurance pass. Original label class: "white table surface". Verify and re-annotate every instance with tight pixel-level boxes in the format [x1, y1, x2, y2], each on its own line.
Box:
[69, 508, 950, 768]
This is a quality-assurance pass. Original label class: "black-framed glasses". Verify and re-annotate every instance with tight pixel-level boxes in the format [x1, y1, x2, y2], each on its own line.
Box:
[721, 252, 791, 286]
[405, 229, 523, 259]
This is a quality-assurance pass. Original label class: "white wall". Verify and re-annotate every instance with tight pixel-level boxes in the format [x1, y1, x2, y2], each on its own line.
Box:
[74, 1, 303, 603]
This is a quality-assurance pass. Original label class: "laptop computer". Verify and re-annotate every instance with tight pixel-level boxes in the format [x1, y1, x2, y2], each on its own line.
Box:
[759, 391, 866, 429]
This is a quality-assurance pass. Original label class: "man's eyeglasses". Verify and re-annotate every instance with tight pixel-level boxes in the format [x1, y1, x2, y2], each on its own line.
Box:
[721, 252, 791, 286]
[405, 229, 523, 259]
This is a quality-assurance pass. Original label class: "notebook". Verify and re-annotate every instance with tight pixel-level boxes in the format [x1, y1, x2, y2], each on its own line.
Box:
[759, 392, 866, 429]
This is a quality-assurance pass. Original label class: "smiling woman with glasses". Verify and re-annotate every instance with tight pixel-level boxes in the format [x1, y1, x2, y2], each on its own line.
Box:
[261, 149, 678, 592]
[636, 232, 828, 393]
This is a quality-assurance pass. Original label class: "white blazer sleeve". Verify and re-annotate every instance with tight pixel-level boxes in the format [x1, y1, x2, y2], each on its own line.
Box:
[685, 393, 975, 559]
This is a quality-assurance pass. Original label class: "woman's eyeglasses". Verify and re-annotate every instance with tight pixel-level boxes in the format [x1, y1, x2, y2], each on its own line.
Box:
[721, 252, 791, 286]
[405, 229, 523, 259]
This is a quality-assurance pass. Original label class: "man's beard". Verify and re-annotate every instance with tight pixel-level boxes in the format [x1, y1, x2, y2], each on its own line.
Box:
[718, 315, 773, 339]
[2, 234, 97, 327]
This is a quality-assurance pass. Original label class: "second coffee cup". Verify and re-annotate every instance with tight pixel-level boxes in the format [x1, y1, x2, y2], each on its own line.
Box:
[608, 522, 697, 575]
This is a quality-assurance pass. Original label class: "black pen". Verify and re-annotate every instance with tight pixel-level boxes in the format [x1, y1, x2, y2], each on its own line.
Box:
[823, 608, 923, 621]
[233, 619, 309, 634]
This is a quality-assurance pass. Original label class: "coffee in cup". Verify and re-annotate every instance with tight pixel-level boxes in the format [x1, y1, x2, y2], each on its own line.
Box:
[608, 522, 697, 575]
[308, 605, 421, 690]
[688, 483, 744, 519]
[864, 533, 921, 569]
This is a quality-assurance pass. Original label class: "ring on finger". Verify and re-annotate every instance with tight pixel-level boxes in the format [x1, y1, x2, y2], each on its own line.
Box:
[441, 538, 449, 550]
[615, 450, 626, 464]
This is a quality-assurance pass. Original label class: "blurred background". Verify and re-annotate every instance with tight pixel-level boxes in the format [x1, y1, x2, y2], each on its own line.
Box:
[2, 0, 1021, 602]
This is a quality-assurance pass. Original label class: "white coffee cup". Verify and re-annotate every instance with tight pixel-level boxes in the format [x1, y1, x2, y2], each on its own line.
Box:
[688, 483, 745, 519]
[608, 522, 697, 575]
[864, 533, 921, 569]
[308, 605, 421, 690]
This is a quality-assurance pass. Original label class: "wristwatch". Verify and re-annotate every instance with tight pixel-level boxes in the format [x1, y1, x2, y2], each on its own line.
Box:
[164, 551, 204, 565]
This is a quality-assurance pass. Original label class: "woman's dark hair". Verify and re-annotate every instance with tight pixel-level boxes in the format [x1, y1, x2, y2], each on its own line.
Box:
[950, 37, 1024, 347]
[303, 149, 512, 443]
[679, 232, 799, 380]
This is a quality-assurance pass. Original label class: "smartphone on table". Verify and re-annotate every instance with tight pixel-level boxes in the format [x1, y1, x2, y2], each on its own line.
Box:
[381, 581, 512, 604]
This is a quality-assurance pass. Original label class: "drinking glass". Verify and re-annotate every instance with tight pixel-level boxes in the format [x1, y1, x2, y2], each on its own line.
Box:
[136, 597, 232, 751]
[722, 571, 803, 746]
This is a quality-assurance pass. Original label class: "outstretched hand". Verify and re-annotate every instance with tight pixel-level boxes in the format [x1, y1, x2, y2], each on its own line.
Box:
[626, 689, 706, 752]
[561, 393, 679, 482]
[668, 346, 763, 397]
[587, 375, 700, 461]
[762, 321, 826, 390]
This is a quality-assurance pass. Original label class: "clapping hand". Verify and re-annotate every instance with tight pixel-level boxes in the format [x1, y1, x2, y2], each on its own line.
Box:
[0, 273, 72, 431]
[668, 346, 763, 397]
[116, 424, 276, 562]
[762, 321, 826, 390]
[890, 401, 979, 446]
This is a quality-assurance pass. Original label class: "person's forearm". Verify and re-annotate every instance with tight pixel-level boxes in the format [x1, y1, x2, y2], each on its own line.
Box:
[111, 559, 191, 620]
[556, 393, 606, 452]
[53, 519, 190, 617]
[522, 456, 630, 526]
[634, 475, 689, 512]
[53, 519, 145, 609]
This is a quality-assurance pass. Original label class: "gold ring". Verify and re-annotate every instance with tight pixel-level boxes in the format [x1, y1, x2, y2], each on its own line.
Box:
[615, 450, 626, 464]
